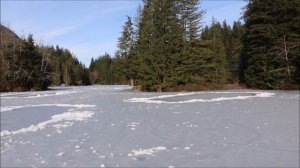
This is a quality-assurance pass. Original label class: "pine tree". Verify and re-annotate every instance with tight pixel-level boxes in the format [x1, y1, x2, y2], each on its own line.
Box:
[173, 0, 205, 86]
[178, 0, 204, 41]
[231, 21, 244, 84]
[116, 16, 137, 86]
[89, 57, 98, 85]
[136, 0, 183, 91]
[203, 19, 229, 84]
[221, 20, 233, 83]
[20, 35, 45, 90]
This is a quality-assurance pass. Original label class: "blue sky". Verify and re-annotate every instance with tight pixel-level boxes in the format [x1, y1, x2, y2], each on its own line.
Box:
[1, 0, 247, 66]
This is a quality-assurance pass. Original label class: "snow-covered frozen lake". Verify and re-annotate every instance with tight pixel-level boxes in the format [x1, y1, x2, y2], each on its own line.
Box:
[1, 85, 299, 167]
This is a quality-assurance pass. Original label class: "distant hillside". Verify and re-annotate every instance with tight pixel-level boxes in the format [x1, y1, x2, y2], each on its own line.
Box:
[0, 25, 20, 44]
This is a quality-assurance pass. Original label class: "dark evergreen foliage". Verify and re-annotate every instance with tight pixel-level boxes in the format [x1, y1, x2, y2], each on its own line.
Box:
[241, 0, 300, 89]
[1, 30, 90, 91]
[89, 53, 115, 85]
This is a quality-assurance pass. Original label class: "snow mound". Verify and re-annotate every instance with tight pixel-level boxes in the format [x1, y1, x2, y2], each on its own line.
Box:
[256, 92, 275, 97]
[0, 90, 78, 99]
[124, 91, 275, 104]
[57, 152, 64, 156]
[0, 106, 24, 112]
[128, 146, 168, 157]
[1, 111, 94, 137]
[1, 104, 96, 113]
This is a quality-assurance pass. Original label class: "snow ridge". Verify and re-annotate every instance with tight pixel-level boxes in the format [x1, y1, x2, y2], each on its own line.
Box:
[128, 146, 168, 157]
[1, 104, 96, 113]
[124, 92, 275, 104]
[0, 103, 96, 137]
[1, 111, 94, 137]
[0, 90, 78, 99]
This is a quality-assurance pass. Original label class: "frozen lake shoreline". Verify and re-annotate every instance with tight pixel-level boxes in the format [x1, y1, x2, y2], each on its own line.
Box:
[1, 85, 299, 167]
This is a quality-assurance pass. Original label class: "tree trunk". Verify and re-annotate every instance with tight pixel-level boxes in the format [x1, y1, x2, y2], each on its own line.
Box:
[157, 85, 162, 92]
[130, 78, 134, 87]
[283, 34, 291, 79]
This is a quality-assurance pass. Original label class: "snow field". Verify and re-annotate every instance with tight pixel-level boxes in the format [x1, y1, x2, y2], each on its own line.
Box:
[0, 86, 298, 167]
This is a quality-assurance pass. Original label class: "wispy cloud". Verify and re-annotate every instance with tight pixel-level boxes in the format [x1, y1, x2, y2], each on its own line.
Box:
[39, 25, 76, 39]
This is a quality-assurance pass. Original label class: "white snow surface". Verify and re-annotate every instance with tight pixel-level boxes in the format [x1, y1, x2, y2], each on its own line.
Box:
[0, 86, 299, 167]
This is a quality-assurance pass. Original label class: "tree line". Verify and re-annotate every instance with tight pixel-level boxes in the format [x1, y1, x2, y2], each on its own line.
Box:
[1, 0, 299, 92]
[0, 27, 90, 91]
[91, 0, 245, 91]
[101, 0, 298, 91]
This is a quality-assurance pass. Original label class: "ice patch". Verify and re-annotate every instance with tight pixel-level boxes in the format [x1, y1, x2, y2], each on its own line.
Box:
[1, 111, 94, 137]
[124, 92, 275, 104]
[128, 146, 168, 158]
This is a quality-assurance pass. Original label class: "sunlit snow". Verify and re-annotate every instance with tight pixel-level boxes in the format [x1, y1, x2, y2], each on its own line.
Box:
[0, 85, 299, 167]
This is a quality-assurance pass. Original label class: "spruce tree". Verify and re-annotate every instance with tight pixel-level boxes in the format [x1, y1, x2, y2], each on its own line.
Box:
[136, 0, 183, 91]
[221, 20, 234, 83]
[203, 19, 229, 84]
[231, 21, 244, 84]
[116, 16, 137, 86]
[178, 0, 204, 41]
[173, 0, 205, 86]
